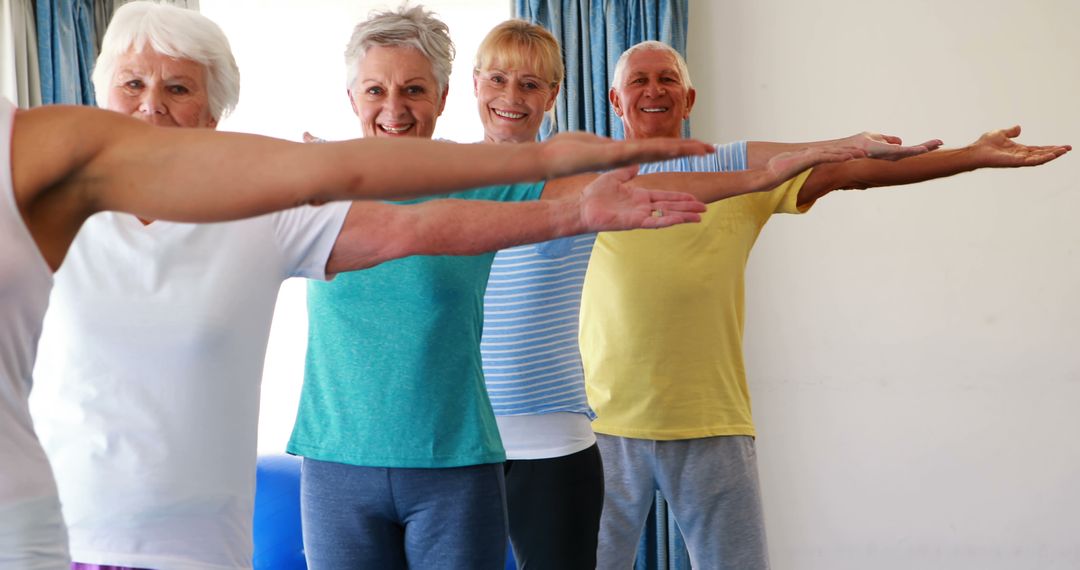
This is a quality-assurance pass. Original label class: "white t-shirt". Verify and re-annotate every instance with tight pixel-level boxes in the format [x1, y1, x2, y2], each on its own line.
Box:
[29, 203, 349, 570]
[0, 96, 71, 568]
[495, 412, 596, 460]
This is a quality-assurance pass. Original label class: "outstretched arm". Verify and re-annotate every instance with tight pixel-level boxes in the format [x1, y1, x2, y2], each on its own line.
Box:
[12, 106, 711, 268]
[747, 132, 942, 168]
[325, 166, 706, 273]
[67, 110, 711, 221]
[540, 145, 867, 204]
[797, 125, 1071, 207]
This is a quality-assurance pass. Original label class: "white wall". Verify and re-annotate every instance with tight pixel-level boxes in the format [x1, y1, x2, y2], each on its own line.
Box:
[687, 1, 1080, 569]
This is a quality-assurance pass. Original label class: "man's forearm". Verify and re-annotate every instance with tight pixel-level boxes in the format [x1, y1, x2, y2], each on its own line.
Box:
[799, 147, 980, 206]
[639, 170, 777, 203]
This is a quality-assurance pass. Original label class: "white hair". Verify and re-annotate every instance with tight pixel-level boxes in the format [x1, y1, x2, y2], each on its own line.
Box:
[92, 1, 240, 121]
[344, 4, 455, 94]
[611, 40, 693, 90]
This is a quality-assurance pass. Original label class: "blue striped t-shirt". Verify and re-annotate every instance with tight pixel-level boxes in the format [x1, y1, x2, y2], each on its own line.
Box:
[480, 141, 748, 418]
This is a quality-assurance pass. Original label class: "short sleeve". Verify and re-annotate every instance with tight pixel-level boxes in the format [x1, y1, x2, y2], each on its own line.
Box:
[270, 202, 352, 280]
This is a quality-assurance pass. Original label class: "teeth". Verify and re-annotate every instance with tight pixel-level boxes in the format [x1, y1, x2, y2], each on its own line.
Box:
[493, 109, 525, 119]
[641, 107, 668, 113]
[380, 124, 412, 134]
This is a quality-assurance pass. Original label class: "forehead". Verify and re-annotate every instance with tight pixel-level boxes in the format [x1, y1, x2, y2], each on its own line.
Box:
[480, 46, 555, 81]
[114, 48, 206, 77]
[359, 45, 437, 81]
[624, 49, 681, 76]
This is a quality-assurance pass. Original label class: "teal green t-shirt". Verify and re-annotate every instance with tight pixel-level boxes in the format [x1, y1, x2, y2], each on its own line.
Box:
[287, 182, 546, 468]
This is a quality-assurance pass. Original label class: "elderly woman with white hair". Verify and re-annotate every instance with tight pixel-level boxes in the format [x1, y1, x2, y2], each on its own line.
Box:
[22, 2, 719, 569]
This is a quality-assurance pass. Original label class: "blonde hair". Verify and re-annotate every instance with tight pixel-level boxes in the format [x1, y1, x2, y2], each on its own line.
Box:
[474, 19, 563, 88]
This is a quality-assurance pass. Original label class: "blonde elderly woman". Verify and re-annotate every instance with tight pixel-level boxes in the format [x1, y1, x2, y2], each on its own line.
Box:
[285, 5, 911, 569]
[20, 3, 726, 570]
[472, 21, 868, 569]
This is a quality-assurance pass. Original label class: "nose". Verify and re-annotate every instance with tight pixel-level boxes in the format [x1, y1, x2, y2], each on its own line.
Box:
[644, 81, 666, 97]
[138, 87, 166, 116]
[506, 82, 524, 104]
[384, 90, 407, 118]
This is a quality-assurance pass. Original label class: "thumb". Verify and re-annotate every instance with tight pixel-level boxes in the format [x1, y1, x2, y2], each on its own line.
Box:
[603, 164, 640, 184]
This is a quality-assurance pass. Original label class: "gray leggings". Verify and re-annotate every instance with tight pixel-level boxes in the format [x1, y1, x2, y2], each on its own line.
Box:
[595, 434, 770, 570]
[300, 458, 508, 570]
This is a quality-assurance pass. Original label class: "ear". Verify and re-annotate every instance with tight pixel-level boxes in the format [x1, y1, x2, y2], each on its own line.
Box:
[545, 83, 560, 112]
[206, 116, 218, 129]
[473, 71, 480, 97]
[347, 89, 360, 117]
[437, 85, 449, 117]
[683, 87, 696, 119]
[609, 87, 624, 117]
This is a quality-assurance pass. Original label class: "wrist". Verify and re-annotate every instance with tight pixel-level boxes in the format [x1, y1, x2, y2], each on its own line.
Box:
[550, 193, 590, 237]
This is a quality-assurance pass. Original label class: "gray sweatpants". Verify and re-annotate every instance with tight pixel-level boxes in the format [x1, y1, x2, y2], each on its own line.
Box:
[595, 434, 770, 570]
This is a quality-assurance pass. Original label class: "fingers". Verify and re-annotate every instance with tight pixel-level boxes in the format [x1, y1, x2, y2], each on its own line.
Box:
[818, 146, 867, 162]
[918, 139, 944, 152]
[1024, 147, 1070, 165]
[551, 131, 606, 144]
[647, 197, 708, 214]
[616, 138, 711, 168]
[639, 211, 703, 229]
[880, 134, 903, 145]
[654, 137, 713, 158]
[302, 131, 326, 144]
[1002, 125, 1022, 138]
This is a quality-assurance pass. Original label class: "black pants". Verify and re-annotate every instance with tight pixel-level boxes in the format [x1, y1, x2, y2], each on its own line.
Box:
[503, 443, 605, 570]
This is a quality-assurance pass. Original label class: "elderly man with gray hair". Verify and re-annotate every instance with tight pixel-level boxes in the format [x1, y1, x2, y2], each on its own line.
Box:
[580, 40, 1069, 570]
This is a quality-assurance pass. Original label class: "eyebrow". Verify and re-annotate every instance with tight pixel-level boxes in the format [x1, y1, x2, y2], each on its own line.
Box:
[487, 68, 545, 80]
[114, 68, 197, 82]
[361, 76, 431, 84]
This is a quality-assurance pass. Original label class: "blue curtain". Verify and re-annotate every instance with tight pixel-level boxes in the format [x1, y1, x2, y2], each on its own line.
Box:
[514, 4, 692, 570]
[36, 0, 98, 105]
[514, 0, 688, 141]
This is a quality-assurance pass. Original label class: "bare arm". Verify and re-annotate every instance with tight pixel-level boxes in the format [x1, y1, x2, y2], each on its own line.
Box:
[326, 166, 708, 273]
[11, 106, 711, 268]
[540, 146, 866, 204]
[797, 126, 1071, 207]
[746, 132, 942, 169]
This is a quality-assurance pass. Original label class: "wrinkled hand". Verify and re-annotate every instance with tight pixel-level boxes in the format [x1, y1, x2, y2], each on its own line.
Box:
[541, 132, 714, 179]
[842, 131, 942, 160]
[766, 146, 867, 182]
[970, 125, 1071, 167]
[578, 166, 707, 231]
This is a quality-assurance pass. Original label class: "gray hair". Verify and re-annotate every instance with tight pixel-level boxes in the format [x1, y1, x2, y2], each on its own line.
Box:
[92, 1, 240, 121]
[344, 4, 455, 94]
[611, 40, 693, 90]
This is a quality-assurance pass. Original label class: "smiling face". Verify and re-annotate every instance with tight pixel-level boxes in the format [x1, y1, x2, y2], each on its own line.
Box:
[473, 62, 559, 144]
[609, 48, 696, 140]
[348, 45, 447, 139]
[107, 48, 217, 129]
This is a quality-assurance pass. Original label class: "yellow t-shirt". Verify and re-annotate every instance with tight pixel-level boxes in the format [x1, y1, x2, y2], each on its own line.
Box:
[580, 169, 812, 440]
